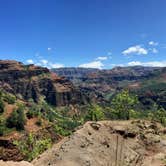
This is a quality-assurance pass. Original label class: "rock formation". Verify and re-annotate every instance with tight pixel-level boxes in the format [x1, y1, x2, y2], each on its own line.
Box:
[0, 60, 87, 106]
[32, 120, 166, 166]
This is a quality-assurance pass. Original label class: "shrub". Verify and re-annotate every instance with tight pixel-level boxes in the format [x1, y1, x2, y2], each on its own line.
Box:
[4, 94, 16, 104]
[54, 125, 71, 136]
[0, 99, 5, 113]
[85, 104, 105, 121]
[6, 105, 26, 130]
[14, 133, 52, 161]
[153, 108, 166, 126]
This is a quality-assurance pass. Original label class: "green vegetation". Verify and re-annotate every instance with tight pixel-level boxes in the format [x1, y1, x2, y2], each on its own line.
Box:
[0, 87, 166, 161]
[85, 104, 104, 121]
[0, 99, 4, 113]
[111, 90, 138, 120]
[6, 104, 26, 130]
[3, 93, 16, 104]
[0, 91, 5, 113]
[14, 133, 51, 161]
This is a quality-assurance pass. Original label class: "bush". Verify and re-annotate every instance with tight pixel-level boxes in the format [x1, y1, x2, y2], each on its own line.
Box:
[0, 125, 5, 136]
[152, 108, 166, 126]
[6, 105, 26, 130]
[4, 94, 16, 104]
[0, 99, 5, 113]
[14, 133, 52, 161]
[54, 125, 71, 136]
[85, 104, 105, 121]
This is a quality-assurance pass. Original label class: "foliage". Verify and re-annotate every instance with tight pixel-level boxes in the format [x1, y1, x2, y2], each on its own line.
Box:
[54, 124, 71, 136]
[26, 101, 41, 119]
[14, 133, 52, 161]
[152, 108, 166, 126]
[0, 117, 6, 136]
[3, 93, 16, 104]
[6, 104, 26, 130]
[0, 99, 4, 113]
[111, 90, 138, 120]
[85, 104, 104, 121]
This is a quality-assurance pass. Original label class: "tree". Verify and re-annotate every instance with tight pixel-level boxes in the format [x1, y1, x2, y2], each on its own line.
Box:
[111, 90, 138, 120]
[85, 104, 104, 121]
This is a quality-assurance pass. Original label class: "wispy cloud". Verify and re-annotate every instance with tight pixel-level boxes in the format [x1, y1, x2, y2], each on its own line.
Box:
[151, 48, 158, 54]
[49, 63, 64, 68]
[128, 61, 166, 67]
[149, 41, 159, 46]
[40, 59, 48, 65]
[25, 58, 64, 69]
[96, 56, 108, 61]
[26, 59, 34, 64]
[79, 61, 104, 69]
[47, 47, 52, 51]
[122, 45, 148, 55]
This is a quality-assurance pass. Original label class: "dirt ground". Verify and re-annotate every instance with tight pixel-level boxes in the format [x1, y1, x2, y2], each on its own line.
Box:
[1, 120, 166, 166]
[32, 120, 166, 166]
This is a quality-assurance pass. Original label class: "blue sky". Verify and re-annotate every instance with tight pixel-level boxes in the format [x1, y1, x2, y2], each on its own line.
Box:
[0, 0, 166, 69]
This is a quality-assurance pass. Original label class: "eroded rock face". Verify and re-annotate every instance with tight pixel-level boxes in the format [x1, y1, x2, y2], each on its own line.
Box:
[33, 120, 166, 166]
[0, 60, 87, 106]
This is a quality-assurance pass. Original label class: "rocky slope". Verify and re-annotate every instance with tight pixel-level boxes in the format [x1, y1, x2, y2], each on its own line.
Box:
[52, 66, 166, 108]
[0, 60, 87, 106]
[32, 120, 166, 166]
[0, 120, 166, 166]
[0, 60, 88, 161]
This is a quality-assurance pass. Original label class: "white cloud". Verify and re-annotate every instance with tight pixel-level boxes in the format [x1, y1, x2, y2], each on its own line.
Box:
[40, 60, 64, 69]
[96, 56, 108, 61]
[128, 61, 142, 66]
[49, 63, 64, 68]
[40, 59, 48, 65]
[122, 45, 148, 55]
[127, 61, 166, 67]
[79, 61, 104, 69]
[48, 47, 52, 51]
[149, 41, 158, 46]
[26, 59, 34, 64]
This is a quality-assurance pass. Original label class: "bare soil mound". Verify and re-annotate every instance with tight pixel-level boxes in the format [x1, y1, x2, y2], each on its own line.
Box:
[32, 120, 166, 166]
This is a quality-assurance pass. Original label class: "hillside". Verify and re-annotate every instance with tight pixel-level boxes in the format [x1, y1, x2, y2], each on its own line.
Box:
[52, 66, 166, 109]
[0, 60, 88, 106]
[0, 60, 88, 161]
[0, 61, 166, 164]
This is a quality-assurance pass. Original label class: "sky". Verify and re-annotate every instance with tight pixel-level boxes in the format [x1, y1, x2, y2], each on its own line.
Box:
[0, 0, 166, 69]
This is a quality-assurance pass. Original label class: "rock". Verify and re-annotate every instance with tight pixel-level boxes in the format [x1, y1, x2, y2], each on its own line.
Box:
[90, 122, 101, 130]
[0, 160, 33, 166]
[0, 60, 87, 106]
[33, 120, 166, 166]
